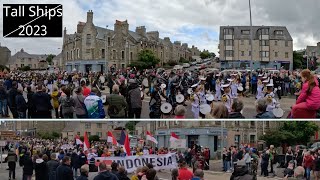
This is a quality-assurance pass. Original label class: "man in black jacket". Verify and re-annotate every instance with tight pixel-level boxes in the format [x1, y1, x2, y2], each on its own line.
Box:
[16, 89, 27, 118]
[56, 156, 73, 180]
[93, 162, 118, 180]
[32, 84, 53, 118]
[78, 149, 87, 168]
[22, 151, 34, 180]
[228, 99, 245, 119]
[47, 153, 59, 180]
[7, 81, 19, 118]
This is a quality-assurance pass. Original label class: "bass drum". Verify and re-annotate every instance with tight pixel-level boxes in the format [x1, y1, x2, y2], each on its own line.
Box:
[161, 103, 172, 115]
[101, 95, 107, 105]
[142, 78, 149, 88]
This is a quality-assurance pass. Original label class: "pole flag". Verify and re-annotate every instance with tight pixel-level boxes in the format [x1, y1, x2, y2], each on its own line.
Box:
[107, 131, 118, 145]
[170, 132, 179, 142]
[83, 131, 90, 152]
[118, 130, 126, 145]
[124, 132, 131, 156]
[75, 135, 83, 145]
[146, 131, 158, 144]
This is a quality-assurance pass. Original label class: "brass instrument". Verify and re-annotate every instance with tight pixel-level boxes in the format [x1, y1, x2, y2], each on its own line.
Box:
[216, 79, 220, 84]
[296, 82, 301, 89]
[263, 86, 268, 93]
[266, 95, 273, 104]
[222, 94, 228, 102]
[258, 79, 262, 85]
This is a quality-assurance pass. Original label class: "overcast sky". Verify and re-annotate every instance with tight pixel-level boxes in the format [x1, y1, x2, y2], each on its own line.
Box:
[1, 0, 319, 56]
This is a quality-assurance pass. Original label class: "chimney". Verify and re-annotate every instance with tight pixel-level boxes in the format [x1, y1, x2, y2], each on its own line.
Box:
[87, 10, 93, 23]
[136, 26, 146, 37]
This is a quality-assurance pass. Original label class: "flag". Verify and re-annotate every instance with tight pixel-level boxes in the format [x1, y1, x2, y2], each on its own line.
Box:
[124, 132, 131, 156]
[83, 132, 90, 152]
[118, 130, 126, 145]
[107, 131, 118, 145]
[146, 131, 158, 144]
[170, 132, 179, 142]
[75, 135, 83, 145]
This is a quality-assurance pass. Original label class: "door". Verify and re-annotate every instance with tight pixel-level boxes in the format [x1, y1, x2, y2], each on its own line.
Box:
[214, 136, 218, 151]
[188, 135, 199, 148]
[85, 65, 92, 73]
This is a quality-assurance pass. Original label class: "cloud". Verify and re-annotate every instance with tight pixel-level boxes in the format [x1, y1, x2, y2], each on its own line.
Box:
[0, 0, 319, 56]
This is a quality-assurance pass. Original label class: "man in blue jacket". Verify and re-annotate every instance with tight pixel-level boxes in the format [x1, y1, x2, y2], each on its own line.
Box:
[84, 88, 105, 119]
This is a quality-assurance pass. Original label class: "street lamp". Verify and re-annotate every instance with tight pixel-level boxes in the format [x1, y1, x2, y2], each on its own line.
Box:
[249, 0, 253, 70]
[105, 25, 109, 74]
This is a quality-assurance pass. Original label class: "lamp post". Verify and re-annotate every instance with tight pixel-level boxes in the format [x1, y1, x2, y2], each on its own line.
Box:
[105, 25, 108, 74]
[249, 0, 254, 69]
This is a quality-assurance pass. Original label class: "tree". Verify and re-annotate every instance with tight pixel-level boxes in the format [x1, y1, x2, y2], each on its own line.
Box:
[200, 51, 210, 59]
[129, 50, 160, 70]
[89, 135, 100, 142]
[179, 57, 189, 63]
[125, 121, 139, 133]
[52, 131, 60, 138]
[167, 60, 178, 66]
[19, 66, 31, 71]
[0, 65, 9, 71]
[293, 51, 304, 70]
[46, 54, 56, 65]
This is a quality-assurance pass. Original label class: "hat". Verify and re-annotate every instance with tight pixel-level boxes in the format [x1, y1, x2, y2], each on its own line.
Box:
[262, 79, 269, 83]
[266, 83, 274, 87]
[221, 83, 230, 88]
[258, 74, 263, 77]
[200, 104, 211, 115]
[128, 79, 136, 84]
[199, 76, 206, 81]
[227, 78, 234, 82]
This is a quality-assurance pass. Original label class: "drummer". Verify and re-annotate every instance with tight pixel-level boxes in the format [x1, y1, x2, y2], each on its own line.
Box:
[221, 82, 233, 112]
[215, 75, 222, 101]
[191, 86, 201, 119]
[264, 83, 277, 112]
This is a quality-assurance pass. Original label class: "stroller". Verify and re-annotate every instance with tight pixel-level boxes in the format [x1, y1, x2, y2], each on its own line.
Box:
[230, 165, 256, 180]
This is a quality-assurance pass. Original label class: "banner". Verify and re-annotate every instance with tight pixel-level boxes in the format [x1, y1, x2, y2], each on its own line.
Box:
[170, 139, 187, 149]
[92, 153, 177, 173]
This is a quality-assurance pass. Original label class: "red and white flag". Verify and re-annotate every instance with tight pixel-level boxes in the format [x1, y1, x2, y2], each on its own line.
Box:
[75, 135, 83, 145]
[124, 132, 131, 156]
[83, 131, 90, 152]
[170, 132, 179, 142]
[146, 131, 158, 144]
[107, 131, 118, 145]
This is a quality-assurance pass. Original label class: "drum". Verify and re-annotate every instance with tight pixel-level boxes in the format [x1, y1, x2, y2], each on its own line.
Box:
[161, 84, 166, 89]
[176, 94, 185, 103]
[187, 88, 193, 95]
[237, 86, 244, 92]
[161, 103, 172, 114]
[205, 94, 214, 102]
[273, 108, 284, 118]
[101, 95, 107, 104]
[200, 104, 211, 115]
[191, 84, 198, 88]
[141, 91, 144, 98]
[142, 78, 149, 87]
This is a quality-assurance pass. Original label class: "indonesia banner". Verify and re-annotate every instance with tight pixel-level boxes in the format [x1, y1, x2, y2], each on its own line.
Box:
[91, 153, 177, 173]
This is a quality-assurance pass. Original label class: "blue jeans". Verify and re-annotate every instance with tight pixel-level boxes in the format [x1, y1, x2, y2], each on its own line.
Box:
[226, 161, 231, 171]
[223, 160, 227, 171]
[0, 99, 8, 116]
[18, 111, 26, 119]
[306, 167, 311, 180]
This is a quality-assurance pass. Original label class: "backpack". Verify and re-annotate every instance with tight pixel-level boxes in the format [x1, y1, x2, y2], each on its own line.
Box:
[108, 95, 120, 116]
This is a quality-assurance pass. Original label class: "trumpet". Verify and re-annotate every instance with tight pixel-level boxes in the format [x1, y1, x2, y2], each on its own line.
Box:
[222, 94, 228, 102]
[263, 87, 268, 93]
[266, 95, 273, 104]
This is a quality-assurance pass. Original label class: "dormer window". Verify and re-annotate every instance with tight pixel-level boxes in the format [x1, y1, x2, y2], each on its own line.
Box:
[224, 28, 233, 35]
[275, 30, 283, 35]
[241, 30, 250, 35]
[260, 28, 269, 35]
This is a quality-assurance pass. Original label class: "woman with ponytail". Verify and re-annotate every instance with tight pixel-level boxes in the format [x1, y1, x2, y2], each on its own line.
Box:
[291, 69, 320, 118]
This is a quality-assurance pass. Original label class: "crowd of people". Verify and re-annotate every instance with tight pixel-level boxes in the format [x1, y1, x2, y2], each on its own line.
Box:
[0, 67, 319, 119]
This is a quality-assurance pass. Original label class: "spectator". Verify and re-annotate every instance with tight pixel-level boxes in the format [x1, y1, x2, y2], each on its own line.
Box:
[131, 167, 145, 180]
[78, 149, 87, 168]
[59, 87, 75, 118]
[5, 148, 17, 180]
[34, 153, 48, 180]
[71, 150, 80, 178]
[255, 98, 275, 119]
[146, 168, 157, 180]
[7, 81, 19, 118]
[284, 160, 295, 178]
[0, 81, 8, 117]
[171, 168, 179, 180]
[51, 86, 60, 118]
[178, 160, 193, 180]
[26, 86, 34, 118]
[303, 151, 313, 180]
[16, 88, 27, 119]
[285, 166, 305, 180]
[192, 169, 204, 180]
[47, 153, 59, 180]
[127, 79, 143, 119]
[58, 150, 65, 161]
[146, 163, 159, 180]
[22, 151, 33, 180]
[117, 166, 130, 180]
[84, 87, 106, 119]
[106, 85, 127, 118]
[56, 156, 74, 180]
[32, 84, 53, 118]
[111, 162, 119, 175]
[174, 105, 186, 119]
[81, 80, 91, 97]
[73, 87, 88, 118]
[228, 99, 245, 118]
[76, 164, 89, 180]
[93, 162, 118, 180]
[211, 104, 229, 119]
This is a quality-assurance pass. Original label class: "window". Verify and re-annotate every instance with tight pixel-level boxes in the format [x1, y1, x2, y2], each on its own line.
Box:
[130, 52, 133, 60]
[275, 41, 278, 46]
[250, 135, 256, 143]
[224, 28, 233, 35]
[96, 132, 102, 137]
[260, 51, 269, 57]
[77, 132, 80, 135]
[249, 40, 251, 45]
[86, 49, 90, 54]
[101, 49, 105, 58]
[28, 64, 32, 67]
[275, 30, 283, 35]
[28, 58, 31, 61]
[122, 51, 125, 60]
[312, 52, 316, 57]
[113, 50, 116, 59]
[161, 52, 163, 58]
[225, 40, 233, 46]
[86, 34, 91, 45]
[249, 51, 251, 56]
[260, 28, 269, 35]
[275, 52, 278, 57]
[235, 121, 240, 126]
[215, 121, 221, 125]
[241, 30, 250, 35]
[122, 64, 125, 68]
[97, 123, 102, 128]
[85, 123, 91, 129]
[241, 51, 244, 56]
[285, 41, 288, 47]
[87, 132, 91, 136]
[108, 37, 111, 46]
[285, 52, 289, 58]
[241, 40, 244, 45]
[66, 52, 69, 60]
[250, 121, 255, 127]
[225, 50, 234, 57]
[70, 50, 73, 60]
[260, 40, 269, 46]
[21, 64, 24, 67]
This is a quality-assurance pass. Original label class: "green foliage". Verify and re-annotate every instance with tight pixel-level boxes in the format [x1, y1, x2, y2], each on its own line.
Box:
[293, 51, 304, 70]
[200, 51, 210, 59]
[89, 135, 100, 142]
[37, 131, 61, 140]
[167, 60, 178, 66]
[19, 66, 31, 71]
[0, 65, 9, 71]
[51, 131, 60, 138]
[179, 57, 189, 63]
[260, 121, 319, 146]
[125, 121, 139, 133]
[80, 136, 84, 142]
[129, 50, 160, 70]
[46, 54, 56, 65]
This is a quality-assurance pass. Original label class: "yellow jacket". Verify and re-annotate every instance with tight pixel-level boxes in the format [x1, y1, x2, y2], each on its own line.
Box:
[51, 91, 60, 109]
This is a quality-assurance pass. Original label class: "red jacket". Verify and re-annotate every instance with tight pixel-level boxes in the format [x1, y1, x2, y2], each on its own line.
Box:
[296, 77, 320, 110]
[304, 155, 314, 168]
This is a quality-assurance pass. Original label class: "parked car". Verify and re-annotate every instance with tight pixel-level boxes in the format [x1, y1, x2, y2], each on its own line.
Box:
[310, 142, 320, 152]
[173, 65, 183, 70]
[182, 63, 190, 68]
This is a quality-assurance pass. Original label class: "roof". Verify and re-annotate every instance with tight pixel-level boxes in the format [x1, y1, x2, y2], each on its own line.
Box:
[306, 46, 318, 52]
[219, 26, 293, 41]
[53, 53, 62, 60]
[95, 26, 114, 40]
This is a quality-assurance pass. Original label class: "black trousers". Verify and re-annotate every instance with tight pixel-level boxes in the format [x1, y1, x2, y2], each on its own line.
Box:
[9, 107, 19, 118]
[252, 84, 257, 95]
[128, 108, 142, 119]
[8, 162, 16, 179]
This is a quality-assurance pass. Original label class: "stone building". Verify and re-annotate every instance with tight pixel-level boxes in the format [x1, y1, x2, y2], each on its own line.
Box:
[52, 53, 63, 69]
[0, 45, 11, 67]
[306, 42, 320, 63]
[155, 121, 280, 157]
[218, 26, 293, 70]
[8, 48, 48, 70]
[62, 10, 200, 73]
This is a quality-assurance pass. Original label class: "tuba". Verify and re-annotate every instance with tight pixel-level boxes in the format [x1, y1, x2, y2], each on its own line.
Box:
[222, 94, 228, 102]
